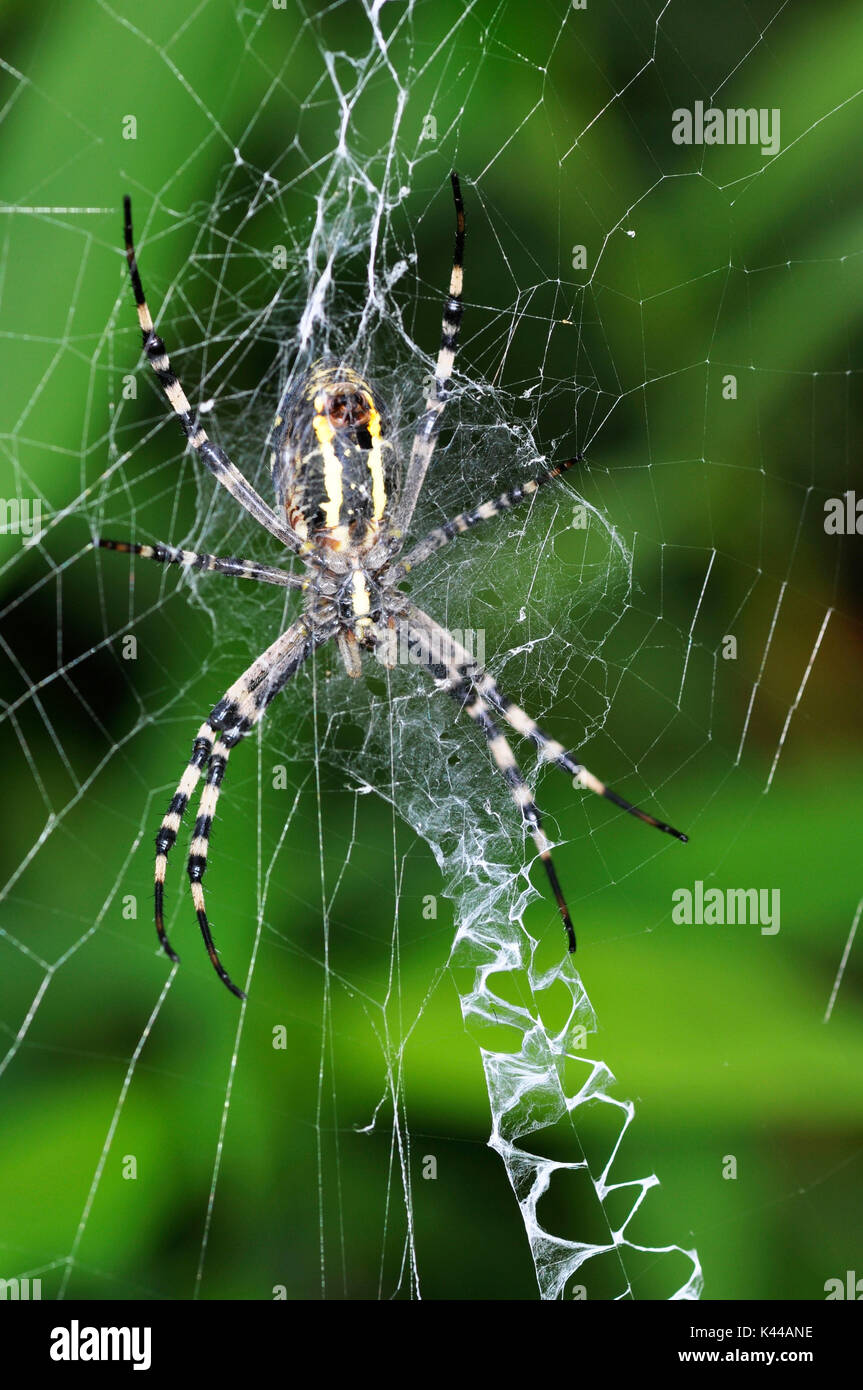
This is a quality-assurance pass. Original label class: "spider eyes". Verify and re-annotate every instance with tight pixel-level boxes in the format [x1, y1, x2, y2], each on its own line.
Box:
[327, 391, 371, 429]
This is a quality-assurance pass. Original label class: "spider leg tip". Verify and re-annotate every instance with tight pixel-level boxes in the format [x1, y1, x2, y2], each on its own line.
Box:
[158, 932, 180, 964]
[222, 974, 247, 1002]
[660, 821, 688, 843]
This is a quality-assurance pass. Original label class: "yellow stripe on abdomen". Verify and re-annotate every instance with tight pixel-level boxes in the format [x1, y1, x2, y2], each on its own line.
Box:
[313, 410, 344, 529]
[366, 407, 387, 522]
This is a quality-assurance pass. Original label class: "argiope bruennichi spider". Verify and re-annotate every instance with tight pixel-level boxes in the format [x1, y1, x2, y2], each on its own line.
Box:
[99, 174, 687, 999]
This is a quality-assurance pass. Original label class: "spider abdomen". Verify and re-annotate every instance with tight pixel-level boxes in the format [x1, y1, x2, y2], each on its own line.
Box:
[271, 361, 399, 547]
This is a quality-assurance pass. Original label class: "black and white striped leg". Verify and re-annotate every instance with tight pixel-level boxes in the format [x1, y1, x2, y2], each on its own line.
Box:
[403, 620, 577, 952]
[122, 197, 307, 556]
[98, 538, 303, 589]
[405, 601, 688, 841]
[186, 734, 245, 998]
[152, 617, 324, 998]
[472, 672, 688, 842]
[154, 721, 215, 965]
[185, 617, 329, 999]
[389, 456, 582, 582]
[392, 172, 465, 537]
[462, 685, 577, 951]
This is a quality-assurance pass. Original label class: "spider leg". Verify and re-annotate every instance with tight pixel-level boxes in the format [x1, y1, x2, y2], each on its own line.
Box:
[153, 616, 330, 998]
[466, 687, 577, 950]
[122, 197, 308, 557]
[391, 172, 465, 539]
[404, 599, 687, 838]
[186, 732, 244, 998]
[97, 538, 304, 588]
[472, 670, 688, 842]
[386, 456, 581, 583]
[401, 617, 576, 952]
[154, 721, 214, 964]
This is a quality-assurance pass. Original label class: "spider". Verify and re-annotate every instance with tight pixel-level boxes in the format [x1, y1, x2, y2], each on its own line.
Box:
[99, 173, 687, 1000]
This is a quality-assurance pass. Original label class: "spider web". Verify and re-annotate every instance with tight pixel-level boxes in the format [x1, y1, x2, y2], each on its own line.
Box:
[1, 0, 861, 1301]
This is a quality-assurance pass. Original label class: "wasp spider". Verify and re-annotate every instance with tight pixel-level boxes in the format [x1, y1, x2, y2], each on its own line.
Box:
[99, 174, 687, 1000]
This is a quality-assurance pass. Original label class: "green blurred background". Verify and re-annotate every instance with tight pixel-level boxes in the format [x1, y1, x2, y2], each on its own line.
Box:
[0, 0, 861, 1300]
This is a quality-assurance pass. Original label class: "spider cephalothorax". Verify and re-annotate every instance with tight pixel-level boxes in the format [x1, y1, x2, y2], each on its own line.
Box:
[99, 173, 687, 1000]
